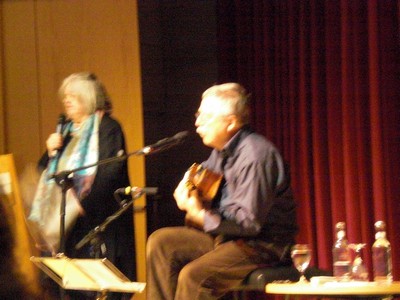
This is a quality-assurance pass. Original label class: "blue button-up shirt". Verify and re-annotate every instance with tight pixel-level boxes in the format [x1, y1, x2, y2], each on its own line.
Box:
[202, 126, 298, 245]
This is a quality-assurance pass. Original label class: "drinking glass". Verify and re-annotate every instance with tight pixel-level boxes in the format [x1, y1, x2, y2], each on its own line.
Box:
[349, 243, 368, 281]
[291, 244, 312, 282]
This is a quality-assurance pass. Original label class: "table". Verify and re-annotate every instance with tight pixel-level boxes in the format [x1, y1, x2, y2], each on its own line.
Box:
[266, 281, 400, 299]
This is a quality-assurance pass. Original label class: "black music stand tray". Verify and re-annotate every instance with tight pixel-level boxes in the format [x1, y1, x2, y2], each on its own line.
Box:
[30, 255, 146, 299]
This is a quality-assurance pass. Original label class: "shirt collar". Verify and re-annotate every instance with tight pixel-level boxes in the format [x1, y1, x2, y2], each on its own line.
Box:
[219, 125, 253, 159]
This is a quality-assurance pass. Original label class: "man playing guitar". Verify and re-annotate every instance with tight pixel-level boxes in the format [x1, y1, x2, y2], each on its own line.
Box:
[146, 83, 298, 300]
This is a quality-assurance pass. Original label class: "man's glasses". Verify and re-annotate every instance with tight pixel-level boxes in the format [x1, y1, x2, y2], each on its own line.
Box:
[194, 111, 232, 122]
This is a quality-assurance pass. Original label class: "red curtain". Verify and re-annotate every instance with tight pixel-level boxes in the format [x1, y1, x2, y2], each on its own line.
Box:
[217, 0, 400, 279]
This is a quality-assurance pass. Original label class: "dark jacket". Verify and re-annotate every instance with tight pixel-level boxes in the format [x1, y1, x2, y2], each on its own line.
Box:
[39, 114, 136, 280]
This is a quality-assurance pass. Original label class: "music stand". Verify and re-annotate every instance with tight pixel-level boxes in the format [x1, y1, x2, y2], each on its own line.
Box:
[30, 255, 146, 299]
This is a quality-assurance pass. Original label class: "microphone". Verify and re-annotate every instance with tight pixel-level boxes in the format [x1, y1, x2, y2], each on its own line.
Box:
[115, 186, 159, 196]
[139, 131, 189, 155]
[56, 113, 66, 134]
[53, 114, 66, 157]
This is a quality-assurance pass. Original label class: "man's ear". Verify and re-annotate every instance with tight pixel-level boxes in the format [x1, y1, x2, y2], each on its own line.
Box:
[227, 115, 241, 132]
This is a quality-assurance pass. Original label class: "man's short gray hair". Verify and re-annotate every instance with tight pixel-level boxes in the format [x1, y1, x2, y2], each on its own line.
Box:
[202, 83, 251, 124]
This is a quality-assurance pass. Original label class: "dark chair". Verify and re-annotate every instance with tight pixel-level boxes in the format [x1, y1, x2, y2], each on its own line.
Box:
[229, 265, 332, 300]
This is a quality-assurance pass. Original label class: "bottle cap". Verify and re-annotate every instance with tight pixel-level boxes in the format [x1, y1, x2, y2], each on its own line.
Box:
[374, 220, 386, 231]
[336, 222, 346, 231]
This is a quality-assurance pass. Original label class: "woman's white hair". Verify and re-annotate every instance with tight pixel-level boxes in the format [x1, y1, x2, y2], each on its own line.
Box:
[58, 72, 110, 115]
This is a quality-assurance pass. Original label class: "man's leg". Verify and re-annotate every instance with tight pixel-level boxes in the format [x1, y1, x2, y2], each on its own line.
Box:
[146, 227, 214, 300]
[175, 240, 262, 300]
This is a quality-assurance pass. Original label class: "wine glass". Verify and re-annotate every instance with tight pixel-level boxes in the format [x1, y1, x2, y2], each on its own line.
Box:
[349, 243, 368, 281]
[291, 244, 312, 282]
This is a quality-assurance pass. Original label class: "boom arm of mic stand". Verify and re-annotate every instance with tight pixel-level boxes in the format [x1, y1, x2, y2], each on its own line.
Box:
[75, 191, 146, 251]
[50, 152, 130, 181]
[50, 132, 187, 180]
[50, 133, 185, 254]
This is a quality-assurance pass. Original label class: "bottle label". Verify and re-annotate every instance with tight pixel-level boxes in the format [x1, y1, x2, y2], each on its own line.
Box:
[333, 261, 351, 278]
[333, 248, 350, 261]
[373, 247, 392, 276]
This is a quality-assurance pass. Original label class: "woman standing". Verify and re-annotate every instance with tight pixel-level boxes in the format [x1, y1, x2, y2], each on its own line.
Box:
[31, 72, 135, 299]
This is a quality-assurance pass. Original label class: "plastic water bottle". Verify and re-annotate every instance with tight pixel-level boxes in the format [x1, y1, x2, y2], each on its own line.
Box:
[372, 221, 392, 283]
[332, 222, 351, 281]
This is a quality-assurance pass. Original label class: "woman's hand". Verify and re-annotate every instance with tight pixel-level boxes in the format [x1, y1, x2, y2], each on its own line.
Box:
[46, 133, 63, 157]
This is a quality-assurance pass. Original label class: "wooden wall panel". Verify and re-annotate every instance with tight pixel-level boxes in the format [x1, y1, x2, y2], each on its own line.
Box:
[2, 1, 41, 169]
[1, 1, 146, 298]
[35, 1, 145, 155]
[0, 3, 4, 154]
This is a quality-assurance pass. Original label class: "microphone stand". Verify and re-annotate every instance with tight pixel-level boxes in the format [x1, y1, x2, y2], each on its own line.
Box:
[45, 131, 187, 300]
[53, 173, 74, 255]
[74, 191, 146, 300]
[51, 148, 138, 255]
[51, 148, 141, 300]
[50, 131, 188, 255]
[75, 190, 146, 252]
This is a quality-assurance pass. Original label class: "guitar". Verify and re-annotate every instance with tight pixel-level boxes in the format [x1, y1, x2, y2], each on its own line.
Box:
[184, 163, 223, 229]
[185, 163, 223, 202]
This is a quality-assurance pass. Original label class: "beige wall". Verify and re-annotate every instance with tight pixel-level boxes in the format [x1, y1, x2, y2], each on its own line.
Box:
[0, 1, 146, 298]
